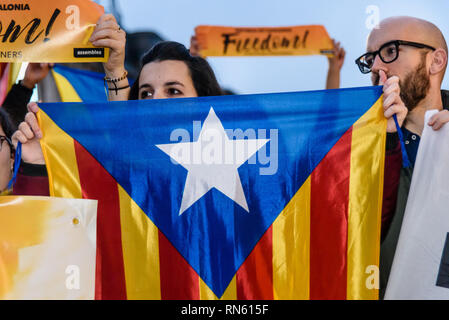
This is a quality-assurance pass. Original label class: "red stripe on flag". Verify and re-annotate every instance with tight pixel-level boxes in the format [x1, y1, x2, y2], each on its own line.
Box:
[158, 231, 200, 299]
[74, 141, 127, 300]
[310, 128, 352, 300]
[236, 226, 274, 300]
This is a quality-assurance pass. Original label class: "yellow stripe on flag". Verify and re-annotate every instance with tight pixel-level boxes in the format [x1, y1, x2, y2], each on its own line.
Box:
[199, 277, 219, 300]
[220, 276, 237, 300]
[347, 96, 385, 300]
[52, 69, 82, 102]
[199, 274, 237, 300]
[118, 185, 161, 299]
[272, 177, 311, 300]
[37, 110, 82, 198]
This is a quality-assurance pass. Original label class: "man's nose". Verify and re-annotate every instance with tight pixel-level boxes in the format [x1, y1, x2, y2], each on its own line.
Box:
[371, 54, 387, 74]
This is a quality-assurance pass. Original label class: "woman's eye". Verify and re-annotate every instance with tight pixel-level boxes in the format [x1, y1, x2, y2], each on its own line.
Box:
[140, 90, 153, 99]
[167, 88, 182, 96]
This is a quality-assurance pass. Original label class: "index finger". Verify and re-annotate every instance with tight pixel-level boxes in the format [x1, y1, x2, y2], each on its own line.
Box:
[27, 102, 39, 113]
[378, 70, 387, 86]
[96, 13, 117, 26]
[24, 112, 42, 139]
[383, 75, 400, 89]
[428, 113, 438, 125]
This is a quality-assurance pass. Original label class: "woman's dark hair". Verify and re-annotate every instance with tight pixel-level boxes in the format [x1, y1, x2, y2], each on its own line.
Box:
[0, 108, 16, 140]
[129, 41, 222, 100]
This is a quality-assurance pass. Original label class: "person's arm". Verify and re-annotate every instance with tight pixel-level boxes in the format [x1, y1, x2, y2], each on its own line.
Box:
[189, 35, 202, 57]
[2, 63, 52, 127]
[325, 39, 346, 89]
[90, 14, 130, 101]
[2, 83, 33, 127]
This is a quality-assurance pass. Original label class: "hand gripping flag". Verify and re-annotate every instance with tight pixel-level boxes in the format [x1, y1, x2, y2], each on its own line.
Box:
[37, 86, 386, 300]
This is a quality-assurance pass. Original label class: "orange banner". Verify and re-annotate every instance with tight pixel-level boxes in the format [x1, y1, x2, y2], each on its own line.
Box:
[0, 0, 108, 62]
[195, 25, 334, 57]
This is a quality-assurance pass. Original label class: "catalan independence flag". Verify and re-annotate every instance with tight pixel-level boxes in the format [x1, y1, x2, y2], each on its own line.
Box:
[37, 86, 386, 300]
[51, 64, 108, 102]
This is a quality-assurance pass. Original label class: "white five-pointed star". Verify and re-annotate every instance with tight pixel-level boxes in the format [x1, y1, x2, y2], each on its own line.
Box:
[156, 107, 269, 215]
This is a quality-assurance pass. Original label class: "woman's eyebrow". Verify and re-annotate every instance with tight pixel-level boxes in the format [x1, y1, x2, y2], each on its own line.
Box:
[165, 81, 184, 87]
[139, 83, 153, 90]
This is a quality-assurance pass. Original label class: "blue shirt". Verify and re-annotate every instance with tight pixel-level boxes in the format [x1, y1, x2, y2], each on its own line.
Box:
[403, 127, 420, 167]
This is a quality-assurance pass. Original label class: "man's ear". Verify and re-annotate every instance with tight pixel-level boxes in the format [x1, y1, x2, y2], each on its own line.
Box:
[429, 48, 447, 75]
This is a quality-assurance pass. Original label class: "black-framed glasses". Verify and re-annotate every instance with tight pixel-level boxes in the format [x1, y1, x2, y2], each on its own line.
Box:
[0, 135, 13, 153]
[355, 40, 436, 74]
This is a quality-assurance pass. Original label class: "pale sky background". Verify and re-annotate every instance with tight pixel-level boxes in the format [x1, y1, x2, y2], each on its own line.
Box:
[93, 0, 449, 95]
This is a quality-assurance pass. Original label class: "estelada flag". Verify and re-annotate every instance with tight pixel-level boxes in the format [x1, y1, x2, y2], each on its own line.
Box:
[51, 64, 108, 102]
[37, 87, 386, 300]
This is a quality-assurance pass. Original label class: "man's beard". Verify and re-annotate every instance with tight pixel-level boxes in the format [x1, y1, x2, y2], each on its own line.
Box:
[400, 55, 431, 111]
[373, 54, 430, 111]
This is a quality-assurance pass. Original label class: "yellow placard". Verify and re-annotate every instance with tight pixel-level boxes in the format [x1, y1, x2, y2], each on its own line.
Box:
[0, 0, 109, 62]
[195, 25, 334, 57]
[0, 196, 97, 300]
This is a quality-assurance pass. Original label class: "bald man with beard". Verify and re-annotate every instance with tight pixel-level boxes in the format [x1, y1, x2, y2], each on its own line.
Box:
[356, 16, 449, 298]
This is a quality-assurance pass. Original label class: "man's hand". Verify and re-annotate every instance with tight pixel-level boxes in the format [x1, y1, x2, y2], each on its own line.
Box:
[428, 109, 449, 131]
[379, 70, 408, 133]
[11, 103, 45, 165]
[21, 63, 54, 89]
